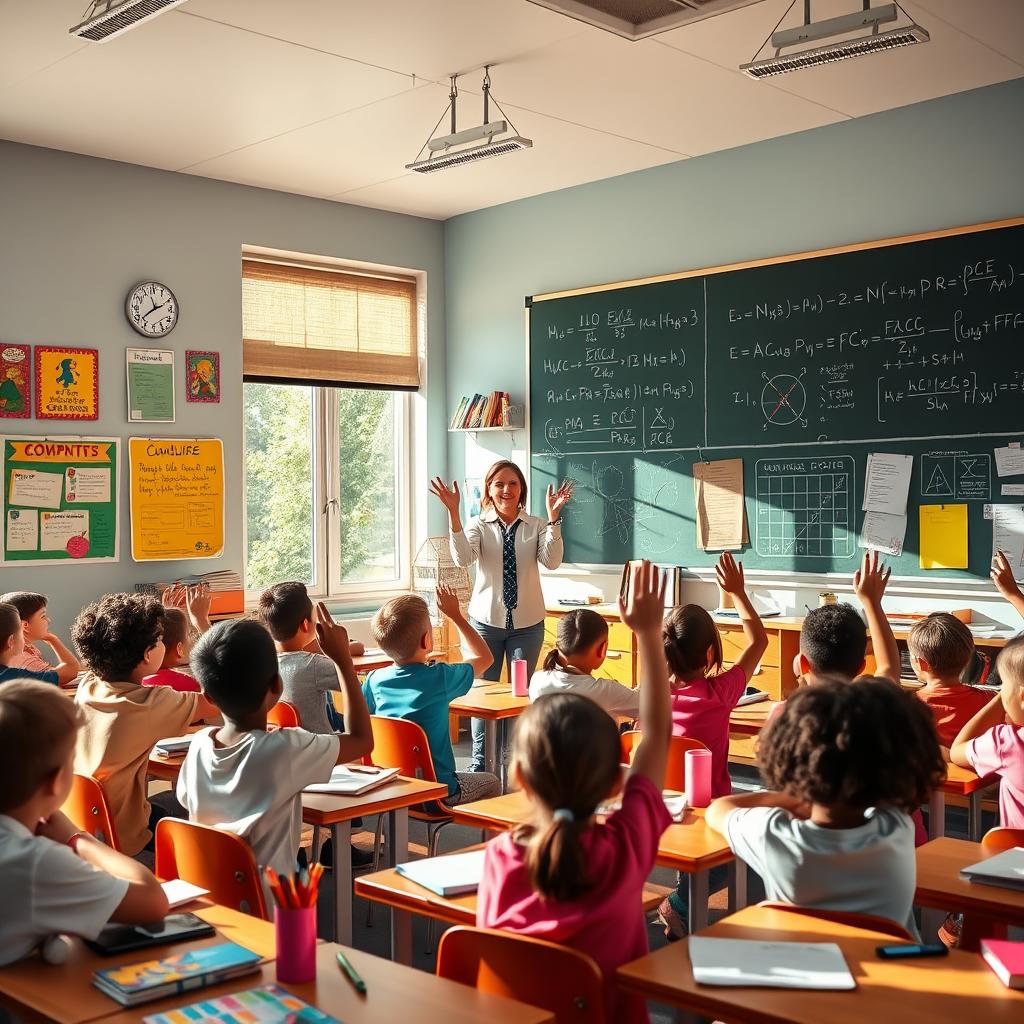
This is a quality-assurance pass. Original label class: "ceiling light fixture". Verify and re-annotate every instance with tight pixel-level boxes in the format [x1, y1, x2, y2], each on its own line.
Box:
[740, 1, 929, 79]
[70, 0, 189, 42]
[405, 68, 532, 174]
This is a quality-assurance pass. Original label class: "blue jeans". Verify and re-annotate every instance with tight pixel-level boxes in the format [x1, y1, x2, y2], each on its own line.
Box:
[468, 618, 545, 771]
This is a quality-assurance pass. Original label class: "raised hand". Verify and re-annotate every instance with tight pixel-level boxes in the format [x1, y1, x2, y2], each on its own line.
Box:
[617, 559, 666, 635]
[545, 479, 575, 522]
[185, 583, 211, 623]
[714, 551, 745, 597]
[991, 550, 1024, 602]
[435, 584, 462, 621]
[160, 583, 185, 609]
[314, 601, 352, 665]
[853, 549, 891, 605]
[429, 476, 461, 517]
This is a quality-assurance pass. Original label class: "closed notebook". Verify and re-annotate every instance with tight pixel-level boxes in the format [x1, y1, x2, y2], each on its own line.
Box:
[153, 735, 193, 755]
[980, 939, 1024, 989]
[143, 984, 341, 1024]
[93, 942, 261, 1006]
[688, 937, 856, 990]
[303, 764, 399, 795]
[395, 848, 487, 896]
[959, 846, 1024, 891]
[737, 687, 769, 706]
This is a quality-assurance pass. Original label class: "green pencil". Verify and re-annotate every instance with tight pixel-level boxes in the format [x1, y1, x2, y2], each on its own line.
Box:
[336, 951, 367, 994]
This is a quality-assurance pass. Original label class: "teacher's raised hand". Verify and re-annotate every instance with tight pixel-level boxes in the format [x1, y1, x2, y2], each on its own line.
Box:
[545, 479, 575, 524]
[430, 476, 462, 529]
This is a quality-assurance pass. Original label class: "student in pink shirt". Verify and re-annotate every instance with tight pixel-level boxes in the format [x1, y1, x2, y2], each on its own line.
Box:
[143, 608, 199, 693]
[477, 560, 672, 1024]
[1, 591, 80, 686]
[654, 551, 767, 937]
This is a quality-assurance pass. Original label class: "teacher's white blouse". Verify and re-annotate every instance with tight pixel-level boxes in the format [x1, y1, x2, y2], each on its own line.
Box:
[450, 507, 563, 629]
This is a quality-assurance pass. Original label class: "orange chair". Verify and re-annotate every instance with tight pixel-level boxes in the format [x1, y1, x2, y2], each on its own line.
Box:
[758, 901, 913, 940]
[620, 731, 708, 791]
[267, 700, 300, 728]
[63, 774, 121, 851]
[155, 817, 268, 920]
[437, 926, 605, 1024]
[959, 826, 1024, 950]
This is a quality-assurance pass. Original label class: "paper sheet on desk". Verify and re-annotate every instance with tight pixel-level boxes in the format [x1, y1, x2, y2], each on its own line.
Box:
[688, 937, 856, 990]
[694, 458, 746, 550]
[598, 792, 688, 821]
[863, 453, 913, 515]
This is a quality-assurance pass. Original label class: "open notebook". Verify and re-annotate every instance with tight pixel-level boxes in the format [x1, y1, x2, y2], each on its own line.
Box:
[688, 937, 856, 990]
[303, 764, 399, 796]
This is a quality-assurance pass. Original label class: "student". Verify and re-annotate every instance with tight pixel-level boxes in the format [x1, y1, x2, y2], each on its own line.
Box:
[707, 676, 944, 935]
[0, 603, 59, 686]
[258, 581, 364, 735]
[0, 681, 168, 964]
[529, 608, 640, 720]
[477, 560, 672, 1024]
[72, 594, 216, 857]
[160, 582, 214, 638]
[796, 551, 901, 685]
[950, 634, 1024, 829]
[655, 551, 766, 938]
[177, 607, 373, 881]
[1, 590, 80, 685]
[143, 608, 199, 693]
[364, 585, 498, 805]
[908, 613, 989, 747]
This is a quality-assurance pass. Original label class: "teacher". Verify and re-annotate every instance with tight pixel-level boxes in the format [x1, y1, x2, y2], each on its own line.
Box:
[431, 461, 573, 773]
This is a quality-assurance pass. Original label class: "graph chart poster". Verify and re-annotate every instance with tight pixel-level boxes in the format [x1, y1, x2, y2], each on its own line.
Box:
[129, 437, 224, 561]
[2, 436, 119, 566]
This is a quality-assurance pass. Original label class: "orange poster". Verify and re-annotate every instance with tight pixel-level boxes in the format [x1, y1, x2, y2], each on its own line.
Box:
[35, 346, 99, 420]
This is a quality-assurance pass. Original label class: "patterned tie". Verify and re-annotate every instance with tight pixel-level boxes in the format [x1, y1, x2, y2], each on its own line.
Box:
[498, 519, 521, 630]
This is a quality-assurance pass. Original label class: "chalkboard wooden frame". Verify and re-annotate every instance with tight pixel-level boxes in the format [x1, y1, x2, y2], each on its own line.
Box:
[525, 216, 1024, 581]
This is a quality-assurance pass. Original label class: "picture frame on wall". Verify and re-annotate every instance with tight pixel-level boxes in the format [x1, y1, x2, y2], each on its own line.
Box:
[35, 346, 99, 420]
[186, 350, 220, 403]
[0, 344, 31, 419]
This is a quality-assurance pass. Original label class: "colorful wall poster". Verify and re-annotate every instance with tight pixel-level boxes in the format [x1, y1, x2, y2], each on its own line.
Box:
[186, 351, 220, 404]
[126, 348, 175, 422]
[35, 346, 99, 420]
[2, 436, 119, 565]
[129, 437, 224, 561]
[0, 344, 31, 419]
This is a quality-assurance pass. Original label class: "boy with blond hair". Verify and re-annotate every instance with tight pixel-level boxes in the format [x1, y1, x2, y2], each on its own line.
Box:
[364, 586, 499, 805]
[0, 681, 167, 964]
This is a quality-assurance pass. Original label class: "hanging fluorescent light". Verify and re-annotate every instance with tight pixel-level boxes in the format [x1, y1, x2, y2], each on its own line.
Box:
[69, 0, 189, 42]
[741, 2, 929, 79]
[406, 68, 532, 174]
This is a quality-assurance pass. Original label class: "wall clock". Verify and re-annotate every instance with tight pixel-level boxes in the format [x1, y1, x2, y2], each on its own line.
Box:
[126, 281, 178, 337]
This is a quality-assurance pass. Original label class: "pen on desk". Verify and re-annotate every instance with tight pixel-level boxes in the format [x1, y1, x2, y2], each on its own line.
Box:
[336, 951, 367, 994]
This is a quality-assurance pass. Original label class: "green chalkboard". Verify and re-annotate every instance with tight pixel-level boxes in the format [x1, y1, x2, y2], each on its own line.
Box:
[528, 219, 1024, 577]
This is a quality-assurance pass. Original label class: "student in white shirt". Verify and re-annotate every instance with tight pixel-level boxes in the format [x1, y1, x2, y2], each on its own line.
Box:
[177, 606, 373, 882]
[706, 676, 945, 936]
[0, 680, 167, 965]
[431, 461, 573, 771]
[530, 607, 640, 721]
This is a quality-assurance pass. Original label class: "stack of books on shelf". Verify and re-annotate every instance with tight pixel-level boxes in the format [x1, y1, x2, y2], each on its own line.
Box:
[450, 391, 514, 429]
[134, 569, 244, 615]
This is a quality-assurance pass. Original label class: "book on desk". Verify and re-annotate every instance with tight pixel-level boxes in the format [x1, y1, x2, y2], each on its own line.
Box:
[143, 984, 341, 1024]
[304, 764, 399, 795]
[396, 847, 487, 896]
[960, 846, 1024, 891]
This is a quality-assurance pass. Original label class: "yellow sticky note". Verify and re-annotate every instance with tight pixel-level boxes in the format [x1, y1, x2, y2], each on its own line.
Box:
[919, 503, 968, 569]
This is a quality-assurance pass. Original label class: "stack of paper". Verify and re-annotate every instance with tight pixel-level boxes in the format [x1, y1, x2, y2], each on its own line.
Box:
[859, 453, 913, 556]
[303, 764, 399, 795]
[694, 459, 747, 551]
[688, 937, 856, 990]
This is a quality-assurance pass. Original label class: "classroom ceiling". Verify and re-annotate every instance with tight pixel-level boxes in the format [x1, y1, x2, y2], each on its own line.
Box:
[1, 0, 1021, 220]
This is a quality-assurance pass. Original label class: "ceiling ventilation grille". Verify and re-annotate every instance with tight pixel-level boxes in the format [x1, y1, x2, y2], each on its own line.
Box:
[70, 0, 189, 42]
[525, 0, 766, 40]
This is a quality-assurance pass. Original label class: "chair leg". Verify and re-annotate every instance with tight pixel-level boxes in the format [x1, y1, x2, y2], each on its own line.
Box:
[311, 826, 323, 864]
[365, 815, 386, 928]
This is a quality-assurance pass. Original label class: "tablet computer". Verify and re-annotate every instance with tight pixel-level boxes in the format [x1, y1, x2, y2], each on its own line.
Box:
[85, 912, 216, 956]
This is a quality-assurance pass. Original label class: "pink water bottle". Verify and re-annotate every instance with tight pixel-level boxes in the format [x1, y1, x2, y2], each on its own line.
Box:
[511, 647, 528, 697]
[685, 748, 712, 809]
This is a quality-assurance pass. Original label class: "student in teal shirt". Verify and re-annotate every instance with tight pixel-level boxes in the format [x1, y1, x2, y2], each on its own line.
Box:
[363, 587, 500, 805]
[0, 604, 58, 685]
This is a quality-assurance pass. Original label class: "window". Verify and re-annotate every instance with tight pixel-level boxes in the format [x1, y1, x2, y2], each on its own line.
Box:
[242, 257, 418, 598]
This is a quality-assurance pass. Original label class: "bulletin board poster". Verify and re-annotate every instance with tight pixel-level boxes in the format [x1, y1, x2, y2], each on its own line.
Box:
[1, 436, 120, 566]
[129, 437, 224, 561]
[35, 347, 99, 420]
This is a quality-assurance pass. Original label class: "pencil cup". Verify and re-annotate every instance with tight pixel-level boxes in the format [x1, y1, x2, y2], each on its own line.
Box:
[685, 748, 712, 809]
[275, 906, 316, 983]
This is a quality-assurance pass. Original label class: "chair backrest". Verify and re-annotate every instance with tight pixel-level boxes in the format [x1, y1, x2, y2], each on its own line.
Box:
[267, 700, 300, 728]
[437, 926, 606, 1024]
[63, 774, 121, 851]
[982, 826, 1024, 852]
[369, 715, 439, 783]
[155, 817, 268, 920]
[620, 731, 708, 791]
[758, 901, 913, 940]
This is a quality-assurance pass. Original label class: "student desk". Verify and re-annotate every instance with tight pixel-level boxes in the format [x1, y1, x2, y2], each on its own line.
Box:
[0, 903, 274, 1024]
[615, 904, 1024, 1023]
[352, 651, 395, 673]
[93, 942, 554, 1024]
[353, 857, 668, 965]
[915, 836, 1024, 929]
[448, 682, 529, 788]
[448, 790, 739, 931]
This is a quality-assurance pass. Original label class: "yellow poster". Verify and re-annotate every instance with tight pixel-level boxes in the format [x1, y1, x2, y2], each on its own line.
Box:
[35, 347, 99, 420]
[129, 437, 224, 561]
[919, 503, 968, 569]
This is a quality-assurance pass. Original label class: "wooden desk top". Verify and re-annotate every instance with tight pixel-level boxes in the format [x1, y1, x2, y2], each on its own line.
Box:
[94, 942, 554, 1024]
[352, 652, 395, 672]
[616, 904, 1024, 1023]
[449, 683, 530, 720]
[0, 904, 273, 1024]
[916, 837, 1024, 926]
[448, 790, 734, 873]
[729, 702, 778, 734]
[301, 775, 448, 827]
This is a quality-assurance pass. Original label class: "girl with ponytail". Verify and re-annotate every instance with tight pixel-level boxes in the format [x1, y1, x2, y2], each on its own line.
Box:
[477, 561, 672, 1024]
[529, 608, 641, 722]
